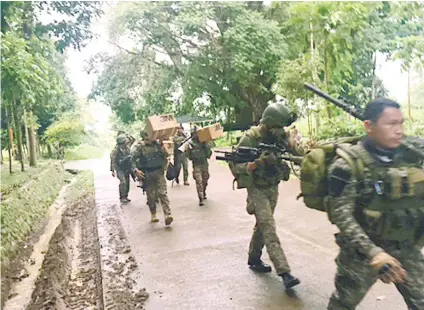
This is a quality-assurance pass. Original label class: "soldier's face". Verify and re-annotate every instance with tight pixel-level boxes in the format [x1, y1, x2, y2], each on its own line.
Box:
[364, 107, 404, 149]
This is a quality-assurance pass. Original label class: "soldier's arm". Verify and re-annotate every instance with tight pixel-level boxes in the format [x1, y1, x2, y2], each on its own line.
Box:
[127, 134, 135, 147]
[110, 147, 118, 171]
[131, 143, 142, 171]
[285, 130, 305, 156]
[327, 158, 384, 259]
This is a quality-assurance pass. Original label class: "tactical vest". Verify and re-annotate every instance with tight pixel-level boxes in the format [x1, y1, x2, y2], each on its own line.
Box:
[189, 141, 211, 164]
[173, 135, 185, 152]
[230, 126, 290, 189]
[116, 146, 131, 171]
[138, 142, 166, 172]
[338, 144, 424, 244]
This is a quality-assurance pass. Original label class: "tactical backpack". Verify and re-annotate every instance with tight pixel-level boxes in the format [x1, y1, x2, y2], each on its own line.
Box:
[298, 136, 363, 212]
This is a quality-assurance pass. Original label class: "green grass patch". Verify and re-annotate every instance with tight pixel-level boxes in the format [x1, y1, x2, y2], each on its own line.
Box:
[1, 162, 71, 270]
[1, 160, 56, 197]
[64, 170, 94, 205]
[64, 143, 105, 161]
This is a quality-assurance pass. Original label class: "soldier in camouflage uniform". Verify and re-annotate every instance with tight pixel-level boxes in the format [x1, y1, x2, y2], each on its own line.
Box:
[110, 135, 132, 203]
[131, 130, 173, 226]
[326, 98, 424, 309]
[173, 125, 190, 186]
[186, 129, 213, 206]
[232, 102, 303, 290]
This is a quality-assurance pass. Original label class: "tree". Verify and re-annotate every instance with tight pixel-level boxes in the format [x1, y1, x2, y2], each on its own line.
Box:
[44, 113, 85, 153]
[91, 1, 286, 123]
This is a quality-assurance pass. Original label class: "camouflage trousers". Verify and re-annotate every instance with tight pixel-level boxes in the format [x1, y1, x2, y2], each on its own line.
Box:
[117, 170, 130, 199]
[328, 244, 424, 310]
[247, 185, 290, 274]
[192, 162, 209, 200]
[145, 170, 171, 216]
[174, 152, 188, 182]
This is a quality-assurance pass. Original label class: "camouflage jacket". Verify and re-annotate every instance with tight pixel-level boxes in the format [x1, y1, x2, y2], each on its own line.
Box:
[233, 125, 304, 187]
[327, 136, 424, 259]
[187, 140, 213, 165]
[110, 145, 131, 172]
[131, 140, 168, 172]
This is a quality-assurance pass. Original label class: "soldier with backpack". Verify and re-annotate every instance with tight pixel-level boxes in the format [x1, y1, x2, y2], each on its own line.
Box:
[111, 135, 132, 203]
[300, 98, 424, 309]
[230, 102, 304, 290]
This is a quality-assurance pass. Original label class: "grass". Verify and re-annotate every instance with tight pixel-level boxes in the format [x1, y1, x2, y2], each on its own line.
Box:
[1, 160, 56, 197]
[64, 143, 106, 161]
[1, 162, 72, 270]
[64, 170, 94, 205]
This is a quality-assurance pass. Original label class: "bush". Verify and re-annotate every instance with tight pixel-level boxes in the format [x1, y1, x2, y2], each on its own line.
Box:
[64, 144, 105, 160]
[315, 118, 364, 140]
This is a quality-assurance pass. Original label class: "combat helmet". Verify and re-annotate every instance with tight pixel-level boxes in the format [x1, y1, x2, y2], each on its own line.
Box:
[260, 102, 297, 128]
[117, 135, 126, 145]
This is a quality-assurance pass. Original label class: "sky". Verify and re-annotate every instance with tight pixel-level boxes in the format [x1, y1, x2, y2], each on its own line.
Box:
[65, 2, 418, 118]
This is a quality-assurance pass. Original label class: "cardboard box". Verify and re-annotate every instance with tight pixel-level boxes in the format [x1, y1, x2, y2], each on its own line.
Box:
[162, 140, 174, 155]
[146, 114, 179, 140]
[197, 122, 224, 142]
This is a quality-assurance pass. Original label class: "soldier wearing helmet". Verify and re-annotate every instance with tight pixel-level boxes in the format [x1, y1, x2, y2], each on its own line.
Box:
[110, 134, 132, 203]
[231, 102, 304, 291]
[131, 127, 173, 226]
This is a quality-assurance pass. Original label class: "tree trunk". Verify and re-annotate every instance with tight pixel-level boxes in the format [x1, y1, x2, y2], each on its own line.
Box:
[12, 102, 25, 171]
[323, 35, 332, 119]
[28, 109, 37, 167]
[371, 52, 377, 100]
[408, 69, 412, 120]
[6, 106, 14, 173]
[1, 149, 3, 165]
[23, 108, 30, 158]
[47, 143, 53, 158]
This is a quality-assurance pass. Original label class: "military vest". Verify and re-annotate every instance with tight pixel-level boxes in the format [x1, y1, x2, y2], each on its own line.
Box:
[231, 126, 290, 189]
[116, 146, 131, 171]
[189, 141, 212, 164]
[138, 142, 166, 171]
[344, 144, 424, 244]
[173, 134, 185, 152]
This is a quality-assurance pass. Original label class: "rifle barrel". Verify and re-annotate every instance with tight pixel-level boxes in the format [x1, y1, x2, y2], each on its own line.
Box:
[303, 83, 365, 121]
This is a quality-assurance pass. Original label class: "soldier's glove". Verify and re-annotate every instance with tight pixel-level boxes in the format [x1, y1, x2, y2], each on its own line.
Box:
[370, 252, 407, 284]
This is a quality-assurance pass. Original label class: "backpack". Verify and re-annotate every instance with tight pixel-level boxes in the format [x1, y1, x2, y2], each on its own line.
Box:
[166, 161, 177, 181]
[299, 136, 363, 212]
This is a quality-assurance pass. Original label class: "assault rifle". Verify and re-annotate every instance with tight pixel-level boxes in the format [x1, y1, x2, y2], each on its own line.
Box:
[215, 143, 303, 165]
[118, 155, 136, 182]
[304, 83, 424, 160]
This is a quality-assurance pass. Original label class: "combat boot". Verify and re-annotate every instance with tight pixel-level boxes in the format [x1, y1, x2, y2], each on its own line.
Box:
[279, 272, 300, 289]
[203, 191, 207, 200]
[151, 213, 159, 223]
[248, 259, 272, 273]
[165, 215, 173, 226]
[184, 181, 190, 186]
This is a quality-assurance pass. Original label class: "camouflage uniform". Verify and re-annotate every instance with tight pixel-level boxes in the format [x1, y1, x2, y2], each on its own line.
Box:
[235, 126, 303, 276]
[110, 143, 132, 201]
[131, 139, 172, 224]
[326, 137, 424, 310]
[173, 132, 189, 184]
[187, 139, 213, 204]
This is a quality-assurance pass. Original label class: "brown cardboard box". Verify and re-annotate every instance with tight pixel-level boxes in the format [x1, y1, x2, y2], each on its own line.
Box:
[197, 122, 224, 142]
[162, 140, 174, 155]
[146, 114, 179, 140]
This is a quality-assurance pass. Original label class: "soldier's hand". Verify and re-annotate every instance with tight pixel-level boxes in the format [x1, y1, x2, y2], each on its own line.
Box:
[260, 151, 278, 165]
[135, 168, 145, 178]
[247, 161, 257, 172]
[370, 252, 407, 284]
[111, 171, 116, 177]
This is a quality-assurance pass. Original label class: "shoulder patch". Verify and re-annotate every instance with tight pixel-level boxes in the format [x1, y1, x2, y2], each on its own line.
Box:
[328, 167, 352, 197]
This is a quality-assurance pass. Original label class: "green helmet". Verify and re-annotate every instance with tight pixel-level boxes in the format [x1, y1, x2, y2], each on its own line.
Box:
[260, 102, 297, 128]
[117, 135, 126, 145]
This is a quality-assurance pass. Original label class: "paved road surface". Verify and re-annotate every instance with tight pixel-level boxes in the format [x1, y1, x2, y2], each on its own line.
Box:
[71, 155, 409, 310]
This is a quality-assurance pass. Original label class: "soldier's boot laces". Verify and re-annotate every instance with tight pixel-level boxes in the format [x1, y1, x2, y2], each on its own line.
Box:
[151, 213, 159, 223]
[280, 272, 300, 290]
[165, 215, 173, 226]
[248, 260, 272, 273]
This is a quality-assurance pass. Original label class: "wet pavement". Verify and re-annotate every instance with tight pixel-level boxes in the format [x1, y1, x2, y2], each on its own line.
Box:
[79, 154, 408, 310]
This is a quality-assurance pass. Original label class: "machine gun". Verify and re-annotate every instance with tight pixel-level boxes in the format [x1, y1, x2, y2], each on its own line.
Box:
[304, 83, 424, 160]
[215, 143, 303, 165]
